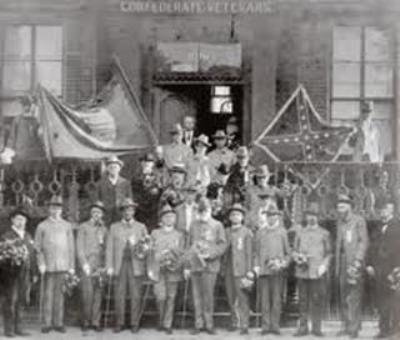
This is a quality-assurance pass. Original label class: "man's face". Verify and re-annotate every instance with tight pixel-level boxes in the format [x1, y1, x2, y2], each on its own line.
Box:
[12, 215, 27, 229]
[161, 212, 176, 227]
[380, 204, 394, 222]
[141, 161, 154, 175]
[226, 123, 238, 134]
[122, 207, 135, 220]
[49, 205, 62, 218]
[91, 207, 104, 222]
[306, 214, 318, 226]
[238, 156, 249, 167]
[337, 203, 351, 219]
[214, 138, 226, 149]
[195, 143, 207, 155]
[229, 211, 243, 225]
[107, 163, 121, 177]
[267, 214, 279, 226]
[183, 117, 195, 131]
[256, 175, 270, 187]
[172, 132, 182, 143]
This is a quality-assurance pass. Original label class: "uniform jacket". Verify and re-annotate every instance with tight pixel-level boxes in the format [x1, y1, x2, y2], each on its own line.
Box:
[335, 213, 369, 276]
[254, 224, 290, 276]
[162, 143, 193, 169]
[106, 219, 148, 276]
[35, 217, 75, 272]
[186, 217, 227, 273]
[148, 228, 185, 282]
[76, 220, 107, 271]
[224, 225, 253, 277]
[294, 225, 332, 279]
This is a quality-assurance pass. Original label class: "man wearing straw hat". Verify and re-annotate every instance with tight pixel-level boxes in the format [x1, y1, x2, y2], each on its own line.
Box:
[293, 202, 331, 337]
[76, 201, 107, 332]
[34, 195, 75, 334]
[105, 197, 149, 333]
[0, 207, 35, 337]
[335, 194, 369, 338]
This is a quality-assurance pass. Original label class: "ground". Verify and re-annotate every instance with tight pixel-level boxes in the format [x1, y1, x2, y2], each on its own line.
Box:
[10, 322, 396, 340]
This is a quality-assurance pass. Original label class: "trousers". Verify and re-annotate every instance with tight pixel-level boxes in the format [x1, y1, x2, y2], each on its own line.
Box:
[259, 274, 283, 332]
[153, 275, 178, 329]
[2, 277, 23, 334]
[225, 275, 250, 329]
[43, 272, 65, 328]
[80, 274, 103, 327]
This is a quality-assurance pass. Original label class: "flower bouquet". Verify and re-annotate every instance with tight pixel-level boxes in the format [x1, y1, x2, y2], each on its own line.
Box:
[63, 272, 80, 296]
[191, 240, 210, 267]
[292, 251, 309, 268]
[347, 261, 363, 285]
[160, 248, 181, 271]
[91, 268, 108, 289]
[133, 235, 152, 260]
[388, 267, 400, 292]
[0, 239, 29, 268]
[267, 257, 287, 273]
[240, 271, 256, 293]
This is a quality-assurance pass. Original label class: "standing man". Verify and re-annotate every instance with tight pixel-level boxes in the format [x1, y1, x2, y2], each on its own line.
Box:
[336, 195, 369, 338]
[0, 208, 35, 337]
[366, 200, 400, 338]
[185, 198, 227, 335]
[35, 196, 75, 333]
[95, 155, 133, 225]
[148, 205, 185, 334]
[160, 163, 187, 208]
[106, 198, 149, 333]
[162, 123, 193, 170]
[76, 201, 107, 332]
[182, 116, 197, 148]
[293, 203, 331, 337]
[208, 130, 236, 182]
[175, 185, 198, 244]
[254, 207, 290, 335]
[223, 203, 253, 334]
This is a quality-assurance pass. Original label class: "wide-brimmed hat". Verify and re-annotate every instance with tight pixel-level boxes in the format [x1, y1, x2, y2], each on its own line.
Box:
[236, 146, 249, 159]
[170, 123, 183, 135]
[194, 134, 211, 147]
[159, 204, 176, 218]
[90, 201, 106, 211]
[255, 165, 271, 178]
[47, 195, 63, 207]
[9, 207, 30, 220]
[228, 203, 246, 215]
[120, 197, 138, 210]
[337, 194, 353, 206]
[304, 202, 320, 217]
[105, 155, 124, 167]
[169, 163, 187, 174]
[212, 130, 227, 140]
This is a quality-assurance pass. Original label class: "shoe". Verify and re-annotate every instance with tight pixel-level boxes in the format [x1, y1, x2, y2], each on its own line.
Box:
[165, 328, 173, 335]
[41, 327, 52, 334]
[227, 325, 237, 332]
[113, 327, 122, 333]
[190, 328, 201, 335]
[349, 331, 359, 338]
[336, 330, 348, 336]
[312, 330, 324, 337]
[131, 326, 139, 333]
[4, 332, 14, 338]
[294, 329, 309, 337]
[261, 329, 269, 335]
[374, 332, 389, 339]
[14, 330, 30, 337]
[270, 329, 281, 335]
[81, 325, 89, 332]
[206, 328, 216, 335]
[54, 326, 66, 333]
[157, 325, 164, 331]
[240, 328, 249, 335]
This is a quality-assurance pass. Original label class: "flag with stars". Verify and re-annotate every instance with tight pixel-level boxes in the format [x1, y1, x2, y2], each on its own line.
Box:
[254, 85, 355, 187]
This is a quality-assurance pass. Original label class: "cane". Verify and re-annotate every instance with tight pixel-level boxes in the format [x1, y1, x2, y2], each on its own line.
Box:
[180, 277, 190, 329]
[104, 275, 113, 329]
[138, 280, 152, 324]
[39, 272, 45, 324]
[255, 277, 260, 328]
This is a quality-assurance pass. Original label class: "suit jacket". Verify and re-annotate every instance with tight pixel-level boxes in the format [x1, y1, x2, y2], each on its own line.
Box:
[335, 213, 369, 276]
[76, 220, 107, 271]
[224, 163, 254, 207]
[175, 202, 198, 244]
[35, 217, 75, 272]
[186, 217, 227, 273]
[224, 225, 253, 277]
[106, 219, 148, 276]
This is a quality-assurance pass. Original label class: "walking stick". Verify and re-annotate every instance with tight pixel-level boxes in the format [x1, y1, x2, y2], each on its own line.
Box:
[180, 277, 190, 329]
[138, 280, 152, 324]
[104, 275, 113, 329]
[256, 277, 260, 328]
[39, 273, 45, 324]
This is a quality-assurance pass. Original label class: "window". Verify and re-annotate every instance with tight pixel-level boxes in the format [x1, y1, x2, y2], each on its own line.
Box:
[1, 25, 63, 116]
[210, 86, 233, 114]
[331, 26, 394, 157]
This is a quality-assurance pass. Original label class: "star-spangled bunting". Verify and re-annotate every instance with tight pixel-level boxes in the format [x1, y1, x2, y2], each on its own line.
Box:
[254, 85, 355, 188]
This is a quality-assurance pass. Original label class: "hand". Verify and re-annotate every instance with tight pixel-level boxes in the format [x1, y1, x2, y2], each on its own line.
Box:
[148, 270, 156, 281]
[83, 264, 91, 276]
[107, 268, 114, 276]
[317, 264, 327, 277]
[183, 269, 191, 280]
[366, 266, 375, 277]
[68, 268, 75, 275]
[253, 266, 261, 277]
[39, 265, 46, 274]
[128, 236, 136, 245]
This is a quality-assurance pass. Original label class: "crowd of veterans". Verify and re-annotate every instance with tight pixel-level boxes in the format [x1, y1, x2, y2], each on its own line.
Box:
[0, 116, 399, 339]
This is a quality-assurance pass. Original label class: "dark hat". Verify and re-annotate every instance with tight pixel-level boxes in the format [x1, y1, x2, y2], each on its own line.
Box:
[90, 201, 106, 211]
[120, 197, 138, 210]
[337, 194, 353, 206]
[361, 101, 374, 113]
[228, 203, 246, 215]
[105, 155, 124, 167]
[255, 165, 271, 178]
[169, 163, 187, 174]
[227, 116, 238, 125]
[159, 204, 176, 218]
[194, 134, 211, 147]
[48, 195, 63, 207]
[236, 146, 249, 159]
[140, 153, 156, 163]
[212, 130, 227, 139]
[10, 207, 30, 220]
[262, 206, 282, 216]
[170, 123, 183, 135]
[304, 202, 320, 216]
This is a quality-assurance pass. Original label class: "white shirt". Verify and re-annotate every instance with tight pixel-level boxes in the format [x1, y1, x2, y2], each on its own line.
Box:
[185, 203, 195, 232]
[12, 225, 25, 239]
[108, 175, 119, 186]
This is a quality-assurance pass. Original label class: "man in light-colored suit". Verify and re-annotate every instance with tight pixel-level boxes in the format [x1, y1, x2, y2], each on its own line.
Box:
[175, 185, 198, 244]
[106, 198, 149, 333]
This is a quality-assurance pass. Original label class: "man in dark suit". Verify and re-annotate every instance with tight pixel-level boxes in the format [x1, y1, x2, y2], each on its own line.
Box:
[366, 200, 400, 338]
[0, 208, 35, 337]
[182, 116, 198, 149]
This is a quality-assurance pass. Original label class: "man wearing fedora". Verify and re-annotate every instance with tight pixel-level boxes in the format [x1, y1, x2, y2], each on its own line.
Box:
[34, 195, 75, 333]
[208, 130, 236, 181]
[106, 197, 149, 333]
[95, 155, 133, 225]
[160, 163, 187, 209]
[148, 204, 185, 334]
[162, 123, 193, 170]
[335, 194, 369, 338]
[254, 206, 290, 335]
[0, 208, 35, 337]
[293, 203, 332, 337]
[185, 197, 227, 335]
[223, 203, 253, 334]
[76, 201, 108, 332]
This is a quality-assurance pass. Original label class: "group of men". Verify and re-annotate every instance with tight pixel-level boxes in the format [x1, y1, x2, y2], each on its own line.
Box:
[0, 115, 399, 339]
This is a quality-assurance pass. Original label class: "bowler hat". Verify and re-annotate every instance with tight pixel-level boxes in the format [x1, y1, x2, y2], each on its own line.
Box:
[228, 203, 246, 215]
[337, 194, 353, 206]
[48, 195, 63, 207]
[212, 130, 227, 139]
[105, 155, 124, 167]
[9, 207, 30, 220]
[304, 202, 320, 216]
[159, 204, 176, 218]
[194, 134, 211, 147]
[140, 153, 156, 163]
[120, 197, 138, 210]
[90, 201, 106, 211]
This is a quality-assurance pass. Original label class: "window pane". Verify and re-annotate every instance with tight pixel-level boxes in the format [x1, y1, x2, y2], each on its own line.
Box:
[365, 63, 393, 98]
[212, 86, 230, 96]
[365, 27, 391, 62]
[35, 26, 63, 60]
[331, 100, 360, 120]
[2, 61, 31, 95]
[4, 26, 32, 60]
[36, 61, 62, 95]
[372, 118, 392, 155]
[332, 62, 361, 97]
[333, 26, 361, 61]
[371, 101, 393, 119]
